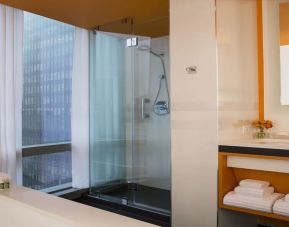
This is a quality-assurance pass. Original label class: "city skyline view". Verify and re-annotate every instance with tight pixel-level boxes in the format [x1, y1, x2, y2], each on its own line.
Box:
[22, 12, 74, 190]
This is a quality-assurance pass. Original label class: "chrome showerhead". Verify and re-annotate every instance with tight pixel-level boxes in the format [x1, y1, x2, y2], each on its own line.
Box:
[137, 45, 164, 58]
[137, 45, 151, 52]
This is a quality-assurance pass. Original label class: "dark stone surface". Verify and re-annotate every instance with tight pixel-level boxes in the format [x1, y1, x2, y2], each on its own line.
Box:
[74, 183, 171, 227]
[219, 145, 289, 157]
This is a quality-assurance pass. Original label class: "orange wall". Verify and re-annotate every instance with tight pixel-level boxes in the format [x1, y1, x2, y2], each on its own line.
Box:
[280, 3, 289, 46]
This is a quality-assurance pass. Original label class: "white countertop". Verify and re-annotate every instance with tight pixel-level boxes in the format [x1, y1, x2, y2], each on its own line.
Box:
[0, 185, 156, 227]
[219, 138, 289, 150]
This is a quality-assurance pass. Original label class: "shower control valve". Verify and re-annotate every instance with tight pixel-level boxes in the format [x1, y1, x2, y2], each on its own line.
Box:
[141, 97, 150, 120]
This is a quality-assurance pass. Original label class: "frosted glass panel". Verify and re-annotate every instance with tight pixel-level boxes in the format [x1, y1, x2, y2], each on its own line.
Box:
[89, 32, 131, 187]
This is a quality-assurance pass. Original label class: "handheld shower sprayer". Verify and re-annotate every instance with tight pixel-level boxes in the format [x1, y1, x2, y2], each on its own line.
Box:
[137, 45, 170, 116]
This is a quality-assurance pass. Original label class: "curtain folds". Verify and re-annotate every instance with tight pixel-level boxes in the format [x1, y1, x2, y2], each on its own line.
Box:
[89, 32, 126, 187]
[71, 28, 90, 188]
[0, 5, 23, 184]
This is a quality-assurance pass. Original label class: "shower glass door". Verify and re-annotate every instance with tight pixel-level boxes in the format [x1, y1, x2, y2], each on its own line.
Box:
[89, 29, 171, 215]
[89, 31, 134, 196]
[130, 35, 171, 214]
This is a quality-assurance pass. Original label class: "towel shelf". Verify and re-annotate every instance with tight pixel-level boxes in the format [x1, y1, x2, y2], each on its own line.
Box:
[220, 204, 289, 222]
[219, 151, 289, 223]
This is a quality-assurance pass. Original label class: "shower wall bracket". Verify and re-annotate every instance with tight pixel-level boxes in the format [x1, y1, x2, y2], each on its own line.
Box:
[141, 97, 150, 120]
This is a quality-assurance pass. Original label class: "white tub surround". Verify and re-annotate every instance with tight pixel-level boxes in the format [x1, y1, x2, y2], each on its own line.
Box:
[0, 185, 155, 227]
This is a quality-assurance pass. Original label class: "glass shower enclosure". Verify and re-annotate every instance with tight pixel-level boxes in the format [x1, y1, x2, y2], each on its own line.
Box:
[89, 27, 171, 216]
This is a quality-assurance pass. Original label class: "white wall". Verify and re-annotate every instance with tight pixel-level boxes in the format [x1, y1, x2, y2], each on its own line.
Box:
[170, 0, 218, 226]
[263, 0, 289, 133]
[217, 0, 259, 141]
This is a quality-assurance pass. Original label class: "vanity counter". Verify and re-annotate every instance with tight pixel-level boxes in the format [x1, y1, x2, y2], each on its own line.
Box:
[219, 139, 289, 158]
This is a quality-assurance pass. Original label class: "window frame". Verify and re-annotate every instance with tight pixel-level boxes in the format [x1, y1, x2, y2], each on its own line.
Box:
[22, 142, 71, 157]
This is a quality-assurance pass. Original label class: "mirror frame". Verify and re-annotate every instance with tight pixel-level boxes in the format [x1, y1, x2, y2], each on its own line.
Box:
[257, 0, 265, 121]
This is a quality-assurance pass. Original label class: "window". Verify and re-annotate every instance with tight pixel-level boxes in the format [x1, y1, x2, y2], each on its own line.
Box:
[22, 12, 75, 191]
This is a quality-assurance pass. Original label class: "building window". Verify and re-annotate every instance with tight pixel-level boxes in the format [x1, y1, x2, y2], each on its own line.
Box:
[22, 12, 75, 191]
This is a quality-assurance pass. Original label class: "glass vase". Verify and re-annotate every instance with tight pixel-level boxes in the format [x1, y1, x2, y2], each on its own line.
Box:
[257, 128, 266, 139]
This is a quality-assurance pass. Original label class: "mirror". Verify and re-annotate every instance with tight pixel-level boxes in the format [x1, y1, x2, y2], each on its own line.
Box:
[263, 0, 289, 132]
[279, 1, 289, 105]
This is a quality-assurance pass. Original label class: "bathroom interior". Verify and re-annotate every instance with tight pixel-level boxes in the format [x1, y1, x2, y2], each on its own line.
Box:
[3, 0, 289, 226]
[1, 0, 172, 226]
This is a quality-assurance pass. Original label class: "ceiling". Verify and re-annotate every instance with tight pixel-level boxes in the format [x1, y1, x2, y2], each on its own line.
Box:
[0, 0, 169, 37]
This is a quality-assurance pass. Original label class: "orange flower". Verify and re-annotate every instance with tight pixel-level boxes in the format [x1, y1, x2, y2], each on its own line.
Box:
[252, 120, 273, 129]
[264, 120, 273, 129]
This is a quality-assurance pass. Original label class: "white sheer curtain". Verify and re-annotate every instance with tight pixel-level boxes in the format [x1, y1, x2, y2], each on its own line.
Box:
[89, 32, 127, 187]
[0, 5, 23, 184]
[71, 28, 90, 188]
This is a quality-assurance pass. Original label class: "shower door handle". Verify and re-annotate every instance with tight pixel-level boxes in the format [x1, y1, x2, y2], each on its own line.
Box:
[141, 97, 150, 120]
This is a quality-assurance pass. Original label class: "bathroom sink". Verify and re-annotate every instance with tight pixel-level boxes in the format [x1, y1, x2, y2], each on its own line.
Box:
[248, 139, 289, 144]
[220, 138, 289, 150]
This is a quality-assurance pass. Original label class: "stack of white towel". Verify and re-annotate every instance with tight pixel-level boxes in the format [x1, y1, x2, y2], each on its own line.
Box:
[273, 194, 289, 217]
[0, 172, 10, 189]
[223, 179, 284, 213]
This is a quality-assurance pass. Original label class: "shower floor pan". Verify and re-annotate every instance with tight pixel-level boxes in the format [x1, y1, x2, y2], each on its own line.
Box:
[75, 183, 171, 226]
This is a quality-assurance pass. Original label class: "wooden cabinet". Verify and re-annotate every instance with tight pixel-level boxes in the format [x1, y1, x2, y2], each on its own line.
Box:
[219, 150, 289, 222]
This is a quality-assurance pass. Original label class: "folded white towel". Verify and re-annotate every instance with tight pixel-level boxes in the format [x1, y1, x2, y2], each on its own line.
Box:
[273, 198, 289, 217]
[223, 191, 284, 213]
[239, 179, 270, 189]
[0, 172, 10, 182]
[234, 186, 274, 198]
